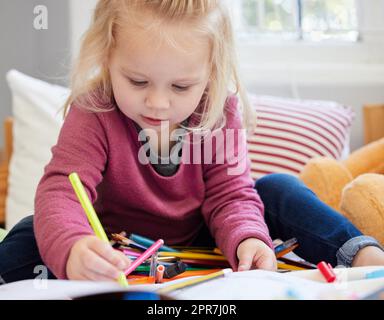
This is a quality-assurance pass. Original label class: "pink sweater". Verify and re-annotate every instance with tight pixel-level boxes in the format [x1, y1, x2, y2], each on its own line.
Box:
[34, 92, 273, 279]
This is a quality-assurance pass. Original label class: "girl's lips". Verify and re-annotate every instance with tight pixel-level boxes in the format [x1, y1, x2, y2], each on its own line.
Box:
[141, 115, 167, 126]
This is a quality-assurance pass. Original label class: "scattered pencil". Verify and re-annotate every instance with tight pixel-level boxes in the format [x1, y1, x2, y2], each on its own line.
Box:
[108, 232, 308, 287]
[158, 268, 233, 294]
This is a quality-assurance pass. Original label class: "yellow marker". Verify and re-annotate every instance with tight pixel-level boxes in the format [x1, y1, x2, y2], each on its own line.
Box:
[69, 172, 129, 287]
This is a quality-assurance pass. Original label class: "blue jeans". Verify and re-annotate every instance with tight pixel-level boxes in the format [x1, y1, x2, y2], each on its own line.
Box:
[0, 173, 382, 283]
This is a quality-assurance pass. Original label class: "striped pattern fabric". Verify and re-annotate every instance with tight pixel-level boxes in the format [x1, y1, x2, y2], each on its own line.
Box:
[247, 95, 354, 180]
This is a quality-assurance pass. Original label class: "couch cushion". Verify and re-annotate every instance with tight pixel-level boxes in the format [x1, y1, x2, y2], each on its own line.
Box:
[247, 95, 354, 180]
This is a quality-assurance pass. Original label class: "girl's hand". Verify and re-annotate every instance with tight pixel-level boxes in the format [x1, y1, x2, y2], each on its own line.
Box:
[66, 235, 131, 281]
[236, 238, 277, 271]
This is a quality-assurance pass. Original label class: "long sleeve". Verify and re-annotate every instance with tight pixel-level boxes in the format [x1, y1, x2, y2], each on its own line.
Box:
[201, 96, 273, 270]
[34, 105, 108, 279]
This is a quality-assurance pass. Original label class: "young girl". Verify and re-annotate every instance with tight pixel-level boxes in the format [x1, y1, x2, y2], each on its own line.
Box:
[1, 0, 383, 284]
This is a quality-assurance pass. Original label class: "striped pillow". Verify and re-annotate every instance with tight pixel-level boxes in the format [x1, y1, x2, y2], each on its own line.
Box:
[247, 95, 355, 180]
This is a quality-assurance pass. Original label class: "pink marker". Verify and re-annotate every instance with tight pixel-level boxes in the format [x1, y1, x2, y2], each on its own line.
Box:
[124, 239, 164, 276]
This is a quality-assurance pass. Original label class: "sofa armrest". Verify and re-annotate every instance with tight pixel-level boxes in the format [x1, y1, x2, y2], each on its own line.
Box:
[364, 104, 384, 144]
[0, 117, 13, 227]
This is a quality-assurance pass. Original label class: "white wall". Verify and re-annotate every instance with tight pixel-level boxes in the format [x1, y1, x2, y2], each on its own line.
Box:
[67, 0, 384, 150]
[0, 0, 70, 146]
[69, 0, 97, 62]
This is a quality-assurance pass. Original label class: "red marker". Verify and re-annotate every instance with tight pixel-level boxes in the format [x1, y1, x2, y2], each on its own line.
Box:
[317, 261, 336, 283]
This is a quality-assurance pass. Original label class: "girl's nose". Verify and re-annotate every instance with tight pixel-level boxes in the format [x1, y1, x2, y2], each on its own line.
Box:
[145, 90, 170, 110]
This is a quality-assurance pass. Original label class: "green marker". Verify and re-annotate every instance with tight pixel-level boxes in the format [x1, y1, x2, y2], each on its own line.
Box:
[69, 172, 129, 287]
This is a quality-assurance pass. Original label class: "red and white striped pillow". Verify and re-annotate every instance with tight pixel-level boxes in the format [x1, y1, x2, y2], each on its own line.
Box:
[247, 95, 355, 180]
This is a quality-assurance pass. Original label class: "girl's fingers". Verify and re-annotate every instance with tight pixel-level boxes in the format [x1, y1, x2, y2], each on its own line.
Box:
[113, 250, 132, 269]
[83, 265, 123, 282]
[253, 253, 277, 271]
[82, 250, 121, 279]
[90, 240, 131, 270]
[237, 252, 253, 271]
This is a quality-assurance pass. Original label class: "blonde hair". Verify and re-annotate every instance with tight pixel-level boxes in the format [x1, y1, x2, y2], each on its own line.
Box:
[63, 0, 256, 133]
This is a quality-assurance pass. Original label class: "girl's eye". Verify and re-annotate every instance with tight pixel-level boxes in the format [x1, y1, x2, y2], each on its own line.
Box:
[129, 78, 189, 91]
[130, 79, 147, 87]
[173, 85, 189, 91]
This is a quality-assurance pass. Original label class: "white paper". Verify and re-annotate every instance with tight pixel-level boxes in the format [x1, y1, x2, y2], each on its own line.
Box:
[0, 266, 383, 300]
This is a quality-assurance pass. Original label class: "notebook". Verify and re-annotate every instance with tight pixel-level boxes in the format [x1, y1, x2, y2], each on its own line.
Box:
[0, 266, 383, 300]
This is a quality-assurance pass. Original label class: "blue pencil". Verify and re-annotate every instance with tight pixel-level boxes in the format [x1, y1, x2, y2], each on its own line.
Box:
[274, 238, 298, 254]
[129, 233, 179, 252]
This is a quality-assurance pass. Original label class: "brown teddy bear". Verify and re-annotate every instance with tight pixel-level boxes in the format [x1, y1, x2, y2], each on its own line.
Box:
[299, 137, 384, 245]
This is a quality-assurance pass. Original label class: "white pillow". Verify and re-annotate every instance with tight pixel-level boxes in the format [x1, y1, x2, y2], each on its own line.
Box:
[5, 70, 68, 229]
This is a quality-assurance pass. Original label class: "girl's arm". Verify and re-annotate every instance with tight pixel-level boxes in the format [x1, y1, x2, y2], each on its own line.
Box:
[34, 104, 109, 279]
[201, 95, 273, 270]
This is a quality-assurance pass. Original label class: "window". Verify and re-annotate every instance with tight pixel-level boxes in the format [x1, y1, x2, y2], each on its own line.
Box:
[230, 0, 359, 42]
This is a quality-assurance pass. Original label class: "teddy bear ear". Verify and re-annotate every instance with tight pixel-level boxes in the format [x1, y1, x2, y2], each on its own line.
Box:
[340, 174, 384, 246]
[299, 157, 352, 211]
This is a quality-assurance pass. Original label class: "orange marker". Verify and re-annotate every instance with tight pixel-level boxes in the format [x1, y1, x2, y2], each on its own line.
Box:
[127, 276, 155, 285]
[155, 265, 165, 283]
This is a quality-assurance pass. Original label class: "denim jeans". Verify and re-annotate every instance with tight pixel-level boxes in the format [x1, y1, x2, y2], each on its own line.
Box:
[0, 173, 382, 284]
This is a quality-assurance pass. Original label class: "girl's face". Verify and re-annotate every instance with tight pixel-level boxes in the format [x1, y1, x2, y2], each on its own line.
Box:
[108, 19, 211, 133]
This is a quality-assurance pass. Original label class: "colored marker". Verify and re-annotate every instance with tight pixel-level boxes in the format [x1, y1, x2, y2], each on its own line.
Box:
[124, 239, 164, 276]
[68, 172, 129, 288]
[366, 269, 384, 279]
[155, 265, 165, 283]
[163, 261, 187, 279]
[317, 261, 336, 283]
[127, 276, 156, 285]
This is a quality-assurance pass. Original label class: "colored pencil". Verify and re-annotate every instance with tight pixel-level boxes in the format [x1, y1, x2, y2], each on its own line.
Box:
[124, 239, 164, 276]
[68, 172, 128, 288]
[161, 269, 224, 281]
[274, 238, 298, 253]
[159, 251, 226, 261]
[277, 262, 307, 271]
[278, 257, 316, 269]
[129, 233, 178, 252]
[134, 265, 210, 272]
[275, 244, 299, 258]
[182, 259, 231, 268]
[111, 233, 148, 251]
[158, 268, 233, 294]
[121, 249, 141, 257]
